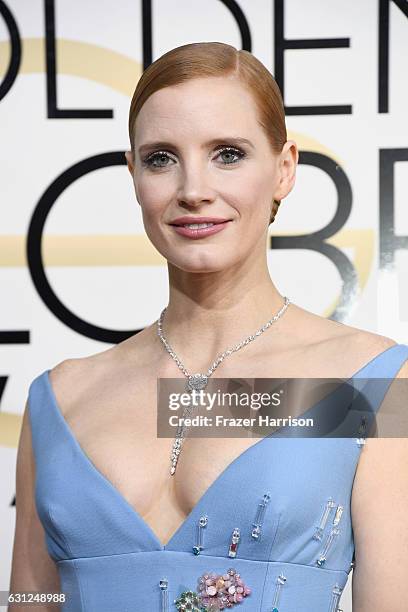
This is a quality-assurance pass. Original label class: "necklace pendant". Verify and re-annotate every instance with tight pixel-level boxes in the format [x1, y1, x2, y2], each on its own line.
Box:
[170, 436, 182, 475]
[187, 373, 208, 391]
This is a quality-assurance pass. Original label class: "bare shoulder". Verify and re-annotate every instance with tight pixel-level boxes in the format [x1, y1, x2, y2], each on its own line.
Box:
[47, 357, 96, 417]
[310, 308, 397, 355]
[286, 302, 400, 375]
[47, 323, 159, 415]
[327, 325, 398, 369]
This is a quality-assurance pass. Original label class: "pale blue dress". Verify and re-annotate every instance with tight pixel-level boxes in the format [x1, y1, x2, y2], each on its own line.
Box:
[27, 343, 408, 611]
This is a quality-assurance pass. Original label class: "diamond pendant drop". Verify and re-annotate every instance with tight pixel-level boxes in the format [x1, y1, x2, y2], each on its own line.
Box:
[170, 436, 182, 475]
[187, 373, 208, 391]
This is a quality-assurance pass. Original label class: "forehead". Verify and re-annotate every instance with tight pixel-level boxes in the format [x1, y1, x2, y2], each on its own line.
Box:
[134, 76, 261, 142]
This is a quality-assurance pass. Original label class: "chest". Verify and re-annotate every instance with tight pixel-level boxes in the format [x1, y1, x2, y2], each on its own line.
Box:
[63, 372, 264, 544]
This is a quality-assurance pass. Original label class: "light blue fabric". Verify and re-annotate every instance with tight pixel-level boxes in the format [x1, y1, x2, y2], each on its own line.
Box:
[28, 344, 408, 611]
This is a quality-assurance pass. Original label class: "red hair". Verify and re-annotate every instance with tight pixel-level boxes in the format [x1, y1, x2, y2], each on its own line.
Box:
[128, 41, 287, 161]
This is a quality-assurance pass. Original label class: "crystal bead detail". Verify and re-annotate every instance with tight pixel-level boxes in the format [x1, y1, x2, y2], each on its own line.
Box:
[332, 505, 344, 526]
[328, 584, 343, 612]
[316, 527, 340, 566]
[193, 514, 208, 555]
[271, 573, 287, 611]
[251, 492, 271, 540]
[159, 577, 169, 612]
[313, 497, 336, 541]
[228, 527, 241, 558]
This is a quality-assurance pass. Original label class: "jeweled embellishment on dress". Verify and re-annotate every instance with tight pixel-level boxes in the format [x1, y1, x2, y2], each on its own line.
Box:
[356, 416, 367, 446]
[159, 577, 169, 612]
[174, 589, 206, 611]
[198, 568, 251, 609]
[316, 502, 344, 566]
[313, 497, 336, 541]
[270, 573, 286, 611]
[228, 527, 241, 557]
[251, 492, 271, 539]
[193, 514, 208, 555]
[174, 569, 251, 610]
[328, 583, 343, 612]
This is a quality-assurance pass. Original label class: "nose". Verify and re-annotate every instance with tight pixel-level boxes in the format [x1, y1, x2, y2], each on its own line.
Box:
[177, 160, 216, 208]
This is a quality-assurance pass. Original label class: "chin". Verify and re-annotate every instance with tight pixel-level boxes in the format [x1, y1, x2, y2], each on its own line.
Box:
[168, 256, 232, 274]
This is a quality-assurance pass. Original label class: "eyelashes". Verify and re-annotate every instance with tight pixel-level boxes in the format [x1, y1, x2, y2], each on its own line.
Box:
[142, 146, 247, 170]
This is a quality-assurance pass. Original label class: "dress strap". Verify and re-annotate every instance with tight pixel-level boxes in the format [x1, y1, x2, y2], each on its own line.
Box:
[343, 343, 408, 437]
[27, 371, 57, 472]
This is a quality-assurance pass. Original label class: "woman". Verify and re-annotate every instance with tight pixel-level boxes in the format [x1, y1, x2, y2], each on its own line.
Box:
[10, 42, 407, 611]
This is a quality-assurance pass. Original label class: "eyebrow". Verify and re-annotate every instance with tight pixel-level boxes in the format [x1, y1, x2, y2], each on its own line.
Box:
[137, 136, 254, 157]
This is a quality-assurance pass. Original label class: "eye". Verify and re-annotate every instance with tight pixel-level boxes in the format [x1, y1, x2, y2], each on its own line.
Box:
[142, 145, 246, 170]
[215, 146, 246, 165]
[142, 151, 175, 169]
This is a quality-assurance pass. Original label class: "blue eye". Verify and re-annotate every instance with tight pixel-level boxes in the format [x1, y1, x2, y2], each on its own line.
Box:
[216, 146, 246, 165]
[143, 151, 174, 169]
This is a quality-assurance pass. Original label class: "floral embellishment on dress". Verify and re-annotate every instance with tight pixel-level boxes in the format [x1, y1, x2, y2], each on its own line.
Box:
[174, 589, 205, 611]
[174, 568, 251, 610]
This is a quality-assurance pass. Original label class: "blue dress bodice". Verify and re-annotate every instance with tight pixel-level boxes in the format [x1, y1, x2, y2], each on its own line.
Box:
[27, 343, 408, 611]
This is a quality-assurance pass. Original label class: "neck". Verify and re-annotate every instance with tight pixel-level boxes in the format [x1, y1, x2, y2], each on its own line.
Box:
[160, 259, 289, 371]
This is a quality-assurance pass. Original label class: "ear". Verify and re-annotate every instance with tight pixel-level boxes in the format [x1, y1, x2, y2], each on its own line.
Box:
[125, 150, 135, 177]
[273, 140, 298, 201]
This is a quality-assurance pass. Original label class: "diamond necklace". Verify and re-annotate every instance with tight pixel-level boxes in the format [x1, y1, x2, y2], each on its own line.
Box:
[157, 296, 291, 475]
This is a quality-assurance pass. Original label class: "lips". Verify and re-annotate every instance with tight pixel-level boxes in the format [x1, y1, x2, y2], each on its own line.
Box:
[169, 216, 232, 226]
[170, 219, 232, 239]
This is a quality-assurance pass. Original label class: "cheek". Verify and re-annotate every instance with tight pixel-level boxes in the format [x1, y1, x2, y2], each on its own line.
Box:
[239, 170, 273, 200]
[221, 174, 272, 219]
[137, 178, 171, 219]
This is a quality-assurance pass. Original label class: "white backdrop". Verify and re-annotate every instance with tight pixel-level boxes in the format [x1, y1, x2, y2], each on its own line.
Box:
[1, 1, 407, 609]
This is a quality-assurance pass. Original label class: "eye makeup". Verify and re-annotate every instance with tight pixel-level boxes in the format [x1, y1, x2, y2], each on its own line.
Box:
[141, 144, 247, 170]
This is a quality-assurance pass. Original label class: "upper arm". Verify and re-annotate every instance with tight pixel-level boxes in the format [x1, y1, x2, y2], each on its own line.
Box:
[8, 398, 61, 610]
[351, 359, 408, 610]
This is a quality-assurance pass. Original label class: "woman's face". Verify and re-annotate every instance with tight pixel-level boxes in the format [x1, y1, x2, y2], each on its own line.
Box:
[125, 76, 297, 273]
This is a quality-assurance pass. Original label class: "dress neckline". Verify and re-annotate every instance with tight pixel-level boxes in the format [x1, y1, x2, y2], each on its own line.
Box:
[41, 342, 404, 550]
